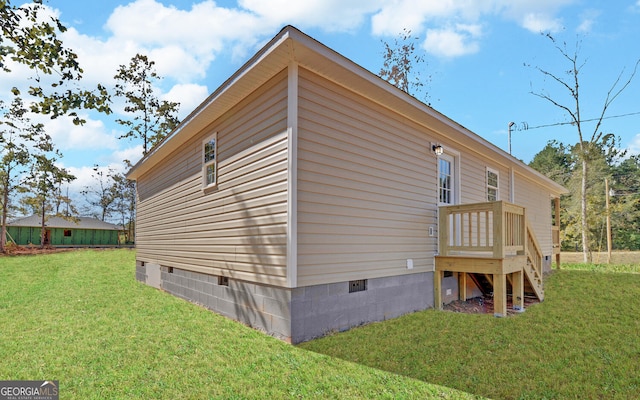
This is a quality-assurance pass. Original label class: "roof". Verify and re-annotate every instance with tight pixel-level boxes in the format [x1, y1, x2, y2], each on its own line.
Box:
[8, 215, 123, 231]
[127, 25, 568, 196]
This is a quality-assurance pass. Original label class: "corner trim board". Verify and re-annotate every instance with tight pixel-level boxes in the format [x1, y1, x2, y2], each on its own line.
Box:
[286, 61, 299, 288]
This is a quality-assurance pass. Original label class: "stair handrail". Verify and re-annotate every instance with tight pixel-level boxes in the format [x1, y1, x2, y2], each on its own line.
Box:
[525, 222, 543, 280]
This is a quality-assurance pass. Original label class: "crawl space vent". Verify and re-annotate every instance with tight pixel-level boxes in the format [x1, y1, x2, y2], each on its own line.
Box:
[349, 279, 367, 293]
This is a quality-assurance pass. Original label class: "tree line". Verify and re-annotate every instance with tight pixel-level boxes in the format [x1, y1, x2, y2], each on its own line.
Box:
[530, 140, 640, 252]
[0, 1, 179, 251]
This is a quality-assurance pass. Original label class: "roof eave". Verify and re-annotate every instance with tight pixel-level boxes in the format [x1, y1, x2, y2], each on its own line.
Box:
[127, 25, 567, 196]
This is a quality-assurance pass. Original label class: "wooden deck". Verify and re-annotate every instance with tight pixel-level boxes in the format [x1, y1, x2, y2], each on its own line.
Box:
[434, 201, 553, 317]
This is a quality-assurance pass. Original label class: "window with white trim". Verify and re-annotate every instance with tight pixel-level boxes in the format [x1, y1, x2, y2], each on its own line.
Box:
[203, 133, 217, 188]
[438, 155, 454, 205]
[487, 167, 499, 201]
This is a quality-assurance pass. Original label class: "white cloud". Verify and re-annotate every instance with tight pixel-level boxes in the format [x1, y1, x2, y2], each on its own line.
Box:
[240, 0, 381, 33]
[110, 145, 145, 166]
[106, 0, 262, 68]
[369, 0, 576, 57]
[423, 24, 482, 58]
[628, 133, 640, 155]
[34, 114, 119, 151]
[371, 1, 496, 37]
[163, 84, 210, 120]
[577, 9, 600, 33]
[500, 0, 576, 33]
[65, 165, 105, 196]
[521, 13, 564, 33]
[63, 151, 138, 196]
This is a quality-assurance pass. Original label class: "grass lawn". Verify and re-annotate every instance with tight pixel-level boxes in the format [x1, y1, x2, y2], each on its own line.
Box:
[301, 262, 640, 399]
[0, 249, 475, 399]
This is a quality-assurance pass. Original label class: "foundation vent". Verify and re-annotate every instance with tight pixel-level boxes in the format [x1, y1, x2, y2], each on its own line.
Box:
[218, 276, 229, 286]
[349, 279, 367, 293]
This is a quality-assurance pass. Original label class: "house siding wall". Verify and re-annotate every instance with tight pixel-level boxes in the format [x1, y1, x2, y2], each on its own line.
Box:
[458, 151, 512, 204]
[135, 70, 290, 286]
[296, 68, 439, 287]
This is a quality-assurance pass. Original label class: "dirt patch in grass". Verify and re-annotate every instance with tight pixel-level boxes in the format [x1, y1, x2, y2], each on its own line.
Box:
[1, 245, 76, 256]
[443, 295, 540, 315]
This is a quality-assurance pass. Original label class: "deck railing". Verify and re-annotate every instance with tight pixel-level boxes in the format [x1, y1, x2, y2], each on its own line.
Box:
[438, 201, 526, 259]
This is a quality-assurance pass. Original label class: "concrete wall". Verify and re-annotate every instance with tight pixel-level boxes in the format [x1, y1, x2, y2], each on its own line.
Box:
[136, 261, 434, 344]
[136, 261, 292, 341]
[290, 272, 434, 343]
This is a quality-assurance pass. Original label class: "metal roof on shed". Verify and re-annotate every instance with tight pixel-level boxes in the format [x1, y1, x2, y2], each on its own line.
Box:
[8, 216, 122, 231]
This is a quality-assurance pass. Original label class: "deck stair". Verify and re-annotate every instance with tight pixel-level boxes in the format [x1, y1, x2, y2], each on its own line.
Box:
[434, 201, 546, 316]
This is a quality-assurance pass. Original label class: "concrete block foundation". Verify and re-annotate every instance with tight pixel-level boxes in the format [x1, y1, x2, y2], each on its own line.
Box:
[135, 261, 434, 344]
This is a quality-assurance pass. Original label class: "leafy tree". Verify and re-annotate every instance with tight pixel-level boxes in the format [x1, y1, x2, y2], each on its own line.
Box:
[529, 140, 572, 186]
[529, 138, 639, 253]
[563, 140, 621, 253]
[20, 139, 75, 248]
[609, 156, 640, 250]
[529, 33, 639, 262]
[1, 0, 110, 124]
[114, 54, 180, 155]
[82, 165, 117, 222]
[379, 29, 432, 104]
[110, 161, 136, 243]
[0, 98, 38, 251]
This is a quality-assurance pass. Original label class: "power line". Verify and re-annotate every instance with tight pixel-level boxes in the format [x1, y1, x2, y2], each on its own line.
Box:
[517, 111, 640, 131]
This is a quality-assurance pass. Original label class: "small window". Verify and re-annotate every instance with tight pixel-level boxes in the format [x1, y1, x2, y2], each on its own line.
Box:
[487, 168, 499, 201]
[438, 157, 454, 205]
[218, 276, 229, 286]
[63, 230, 72, 237]
[349, 279, 367, 293]
[203, 133, 217, 188]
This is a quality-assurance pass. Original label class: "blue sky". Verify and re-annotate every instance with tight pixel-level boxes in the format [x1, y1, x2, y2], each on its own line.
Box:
[6, 0, 640, 195]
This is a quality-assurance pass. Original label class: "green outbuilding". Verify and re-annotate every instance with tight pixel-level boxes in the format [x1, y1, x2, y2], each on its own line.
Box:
[7, 215, 123, 247]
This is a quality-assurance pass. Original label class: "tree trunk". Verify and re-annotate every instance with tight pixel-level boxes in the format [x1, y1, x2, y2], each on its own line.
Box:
[40, 198, 46, 248]
[1, 180, 9, 253]
[581, 158, 591, 263]
[0, 218, 6, 253]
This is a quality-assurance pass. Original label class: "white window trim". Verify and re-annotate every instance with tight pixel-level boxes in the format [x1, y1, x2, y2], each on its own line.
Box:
[202, 132, 218, 189]
[486, 167, 499, 201]
[437, 153, 457, 206]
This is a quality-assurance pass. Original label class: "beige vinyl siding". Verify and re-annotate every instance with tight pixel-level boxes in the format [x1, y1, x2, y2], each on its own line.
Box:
[457, 151, 511, 204]
[296, 68, 438, 286]
[136, 70, 290, 286]
[458, 151, 552, 254]
[514, 173, 554, 256]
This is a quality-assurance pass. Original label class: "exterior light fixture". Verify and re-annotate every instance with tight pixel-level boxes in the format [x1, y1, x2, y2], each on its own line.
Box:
[432, 144, 444, 155]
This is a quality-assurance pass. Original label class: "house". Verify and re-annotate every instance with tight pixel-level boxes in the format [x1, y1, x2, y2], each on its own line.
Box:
[7, 215, 123, 247]
[127, 26, 567, 343]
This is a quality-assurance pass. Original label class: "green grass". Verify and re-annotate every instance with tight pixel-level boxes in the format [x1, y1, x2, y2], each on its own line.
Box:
[301, 265, 640, 399]
[0, 250, 475, 399]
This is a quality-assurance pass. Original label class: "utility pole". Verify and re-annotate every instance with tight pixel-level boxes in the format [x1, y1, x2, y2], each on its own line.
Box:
[605, 178, 612, 264]
[508, 122, 515, 155]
